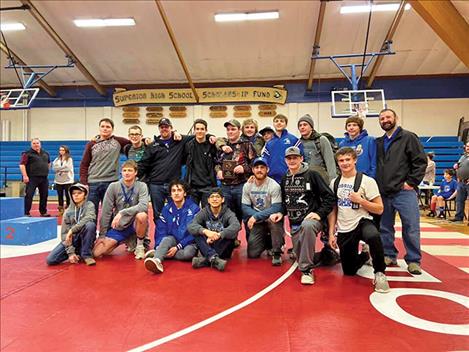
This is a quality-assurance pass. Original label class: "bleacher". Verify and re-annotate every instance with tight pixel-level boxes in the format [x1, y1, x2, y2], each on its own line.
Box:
[0, 136, 463, 194]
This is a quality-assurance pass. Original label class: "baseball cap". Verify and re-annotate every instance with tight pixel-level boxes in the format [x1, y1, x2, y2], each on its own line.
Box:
[69, 183, 88, 196]
[252, 157, 268, 167]
[285, 146, 301, 157]
[158, 118, 172, 127]
[223, 119, 241, 129]
[259, 125, 274, 135]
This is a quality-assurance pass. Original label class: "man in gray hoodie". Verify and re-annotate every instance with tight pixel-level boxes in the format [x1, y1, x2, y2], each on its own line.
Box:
[46, 183, 97, 266]
[93, 160, 149, 260]
[188, 188, 241, 271]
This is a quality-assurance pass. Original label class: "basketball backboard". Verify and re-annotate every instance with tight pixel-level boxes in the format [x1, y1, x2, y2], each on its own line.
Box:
[0, 88, 39, 109]
[331, 89, 385, 118]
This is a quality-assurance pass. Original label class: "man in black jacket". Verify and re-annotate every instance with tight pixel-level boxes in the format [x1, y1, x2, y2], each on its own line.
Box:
[376, 108, 426, 275]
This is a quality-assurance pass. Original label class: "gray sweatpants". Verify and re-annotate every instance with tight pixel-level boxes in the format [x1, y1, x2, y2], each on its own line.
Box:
[291, 219, 322, 272]
[155, 236, 197, 262]
[248, 219, 285, 258]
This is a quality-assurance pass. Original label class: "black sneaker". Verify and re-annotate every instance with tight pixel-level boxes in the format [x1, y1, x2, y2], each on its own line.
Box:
[272, 255, 282, 266]
[192, 256, 210, 269]
[210, 256, 227, 271]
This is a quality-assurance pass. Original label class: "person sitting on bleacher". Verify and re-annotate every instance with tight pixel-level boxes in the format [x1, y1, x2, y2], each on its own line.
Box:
[427, 169, 458, 219]
[46, 183, 97, 266]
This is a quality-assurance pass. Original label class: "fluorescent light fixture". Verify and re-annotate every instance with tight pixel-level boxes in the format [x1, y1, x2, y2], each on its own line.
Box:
[340, 3, 411, 14]
[215, 11, 279, 22]
[0, 23, 26, 31]
[74, 18, 136, 28]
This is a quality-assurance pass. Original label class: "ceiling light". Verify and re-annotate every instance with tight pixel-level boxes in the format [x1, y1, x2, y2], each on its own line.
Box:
[215, 11, 279, 22]
[74, 18, 136, 28]
[340, 3, 411, 14]
[0, 23, 26, 31]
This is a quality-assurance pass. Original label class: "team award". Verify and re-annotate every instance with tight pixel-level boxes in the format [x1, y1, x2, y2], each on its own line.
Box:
[222, 160, 237, 180]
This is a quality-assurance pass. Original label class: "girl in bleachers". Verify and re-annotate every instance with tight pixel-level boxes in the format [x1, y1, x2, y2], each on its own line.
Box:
[427, 169, 458, 219]
[52, 145, 74, 215]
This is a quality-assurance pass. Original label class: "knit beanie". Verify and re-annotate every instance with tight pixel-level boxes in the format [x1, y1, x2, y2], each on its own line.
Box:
[297, 114, 314, 129]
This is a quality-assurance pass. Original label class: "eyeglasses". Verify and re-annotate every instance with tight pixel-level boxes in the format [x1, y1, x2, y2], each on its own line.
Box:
[209, 194, 222, 199]
[128, 133, 141, 137]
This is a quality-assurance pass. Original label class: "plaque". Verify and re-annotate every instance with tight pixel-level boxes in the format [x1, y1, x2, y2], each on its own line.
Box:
[222, 160, 237, 180]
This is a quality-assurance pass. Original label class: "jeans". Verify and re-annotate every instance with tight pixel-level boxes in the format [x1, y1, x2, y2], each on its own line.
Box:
[380, 189, 421, 264]
[189, 186, 217, 208]
[24, 176, 48, 214]
[88, 181, 113, 218]
[221, 183, 244, 224]
[454, 181, 469, 220]
[248, 219, 284, 258]
[194, 235, 235, 260]
[55, 183, 71, 208]
[149, 183, 170, 223]
[337, 218, 386, 275]
[46, 222, 97, 265]
[154, 236, 197, 262]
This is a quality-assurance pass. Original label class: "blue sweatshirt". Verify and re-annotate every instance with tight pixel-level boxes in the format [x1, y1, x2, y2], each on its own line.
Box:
[339, 129, 377, 178]
[262, 129, 303, 183]
[155, 198, 200, 250]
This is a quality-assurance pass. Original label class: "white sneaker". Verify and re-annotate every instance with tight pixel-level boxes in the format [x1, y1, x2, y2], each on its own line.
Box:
[134, 245, 145, 260]
[373, 272, 390, 293]
[144, 249, 155, 259]
[145, 258, 164, 274]
[300, 270, 315, 285]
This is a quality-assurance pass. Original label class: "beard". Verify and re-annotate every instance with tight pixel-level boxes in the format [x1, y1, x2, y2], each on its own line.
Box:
[380, 120, 396, 132]
[254, 172, 267, 181]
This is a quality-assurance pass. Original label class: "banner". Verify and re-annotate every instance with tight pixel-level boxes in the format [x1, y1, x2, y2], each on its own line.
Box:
[113, 86, 287, 106]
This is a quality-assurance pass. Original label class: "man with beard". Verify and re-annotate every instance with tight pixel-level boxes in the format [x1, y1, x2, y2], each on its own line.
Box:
[242, 157, 284, 265]
[376, 109, 426, 275]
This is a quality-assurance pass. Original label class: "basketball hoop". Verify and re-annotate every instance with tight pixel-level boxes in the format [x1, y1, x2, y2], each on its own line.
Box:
[0, 95, 11, 110]
[0, 88, 39, 109]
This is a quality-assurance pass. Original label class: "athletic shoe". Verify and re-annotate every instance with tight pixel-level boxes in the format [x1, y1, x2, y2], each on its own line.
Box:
[373, 272, 390, 293]
[134, 245, 145, 260]
[437, 213, 445, 219]
[384, 256, 398, 266]
[84, 257, 96, 266]
[192, 256, 210, 269]
[145, 258, 163, 274]
[407, 262, 422, 275]
[211, 256, 227, 271]
[426, 211, 435, 217]
[144, 249, 156, 259]
[272, 255, 282, 266]
[300, 270, 315, 285]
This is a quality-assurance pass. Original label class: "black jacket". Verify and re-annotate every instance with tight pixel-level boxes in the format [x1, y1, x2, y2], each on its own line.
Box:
[184, 137, 218, 188]
[376, 128, 426, 196]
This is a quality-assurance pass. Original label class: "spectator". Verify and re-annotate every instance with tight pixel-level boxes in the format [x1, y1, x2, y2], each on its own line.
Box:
[423, 152, 436, 185]
[19, 138, 51, 217]
[427, 169, 457, 219]
[450, 142, 469, 223]
[52, 145, 74, 215]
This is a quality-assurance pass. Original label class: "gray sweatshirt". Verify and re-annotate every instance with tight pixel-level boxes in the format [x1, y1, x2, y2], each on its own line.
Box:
[187, 205, 240, 240]
[61, 200, 96, 255]
[99, 180, 149, 236]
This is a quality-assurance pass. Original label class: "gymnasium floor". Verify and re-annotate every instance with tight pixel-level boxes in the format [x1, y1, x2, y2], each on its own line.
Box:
[1, 205, 468, 352]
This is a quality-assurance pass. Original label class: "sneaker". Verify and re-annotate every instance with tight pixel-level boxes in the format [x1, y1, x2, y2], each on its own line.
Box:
[407, 262, 422, 275]
[144, 258, 163, 274]
[144, 249, 156, 259]
[192, 256, 210, 269]
[426, 211, 435, 217]
[373, 272, 390, 293]
[272, 255, 282, 266]
[384, 256, 398, 266]
[300, 270, 315, 285]
[437, 213, 445, 219]
[449, 217, 463, 223]
[84, 257, 96, 266]
[134, 245, 145, 260]
[211, 256, 227, 271]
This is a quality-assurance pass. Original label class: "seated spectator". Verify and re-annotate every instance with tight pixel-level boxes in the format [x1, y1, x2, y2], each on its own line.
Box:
[188, 188, 241, 271]
[427, 169, 458, 219]
[46, 183, 96, 266]
[144, 180, 200, 274]
[92, 160, 149, 260]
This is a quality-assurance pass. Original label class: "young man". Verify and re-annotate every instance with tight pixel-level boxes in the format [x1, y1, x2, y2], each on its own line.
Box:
[328, 147, 390, 293]
[80, 118, 130, 217]
[297, 114, 337, 183]
[19, 138, 51, 217]
[124, 125, 146, 162]
[93, 160, 149, 260]
[242, 157, 284, 265]
[339, 115, 377, 178]
[215, 119, 256, 226]
[144, 180, 200, 274]
[241, 118, 265, 156]
[259, 125, 275, 144]
[184, 119, 218, 207]
[281, 146, 335, 285]
[263, 114, 303, 184]
[46, 183, 97, 266]
[376, 108, 427, 275]
[188, 188, 241, 271]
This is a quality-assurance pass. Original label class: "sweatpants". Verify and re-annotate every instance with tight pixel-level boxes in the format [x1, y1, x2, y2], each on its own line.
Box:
[155, 236, 197, 262]
[291, 219, 322, 272]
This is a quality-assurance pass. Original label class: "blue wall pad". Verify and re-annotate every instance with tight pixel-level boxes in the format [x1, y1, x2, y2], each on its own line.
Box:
[0, 198, 24, 221]
[0, 217, 56, 245]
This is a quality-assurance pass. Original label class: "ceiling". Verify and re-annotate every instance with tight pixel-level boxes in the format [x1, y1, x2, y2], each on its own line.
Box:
[0, 0, 468, 91]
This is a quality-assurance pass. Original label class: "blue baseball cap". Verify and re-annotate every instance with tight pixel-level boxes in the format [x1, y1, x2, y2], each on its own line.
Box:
[252, 157, 268, 167]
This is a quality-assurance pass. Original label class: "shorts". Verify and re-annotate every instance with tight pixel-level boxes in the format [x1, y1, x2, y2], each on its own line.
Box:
[106, 226, 136, 243]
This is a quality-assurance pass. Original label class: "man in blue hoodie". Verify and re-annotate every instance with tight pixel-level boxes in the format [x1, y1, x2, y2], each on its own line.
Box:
[339, 116, 376, 178]
[144, 180, 200, 274]
[262, 114, 303, 184]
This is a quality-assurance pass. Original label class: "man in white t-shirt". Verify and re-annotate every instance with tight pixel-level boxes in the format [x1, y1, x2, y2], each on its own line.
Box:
[328, 147, 390, 293]
[242, 157, 284, 265]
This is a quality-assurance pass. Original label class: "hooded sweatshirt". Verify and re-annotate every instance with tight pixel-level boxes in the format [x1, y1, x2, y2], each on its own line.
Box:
[281, 163, 336, 226]
[339, 129, 377, 178]
[188, 205, 241, 240]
